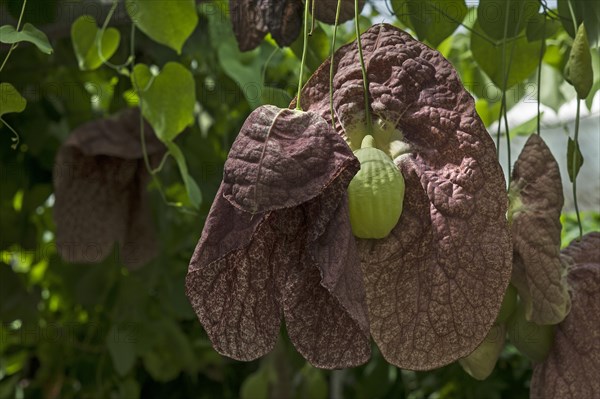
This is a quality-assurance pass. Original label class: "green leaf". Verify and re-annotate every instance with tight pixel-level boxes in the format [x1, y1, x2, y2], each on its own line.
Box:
[71, 15, 120, 71]
[567, 137, 584, 182]
[261, 87, 292, 108]
[540, 64, 567, 112]
[131, 62, 196, 142]
[0, 23, 53, 54]
[126, 0, 198, 54]
[558, 0, 600, 46]
[0, 83, 26, 116]
[397, 0, 467, 47]
[164, 141, 202, 210]
[119, 378, 141, 399]
[107, 325, 136, 376]
[471, 20, 543, 89]
[510, 113, 541, 137]
[526, 14, 561, 42]
[564, 23, 594, 99]
[477, 0, 539, 40]
[240, 368, 269, 399]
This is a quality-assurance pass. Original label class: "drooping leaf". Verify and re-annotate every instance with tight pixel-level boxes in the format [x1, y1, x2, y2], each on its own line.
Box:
[509, 135, 570, 325]
[471, 20, 543, 89]
[71, 15, 120, 71]
[107, 324, 136, 376]
[186, 105, 370, 369]
[296, 24, 512, 370]
[531, 233, 600, 399]
[0, 83, 26, 116]
[567, 137, 584, 182]
[263, 0, 303, 48]
[53, 108, 164, 269]
[557, 0, 600, 46]
[125, 0, 198, 54]
[0, 23, 53, 54]
[131, 62, 196, 142]
[164, 141, 202, 210]
[458, 324, 506, 380]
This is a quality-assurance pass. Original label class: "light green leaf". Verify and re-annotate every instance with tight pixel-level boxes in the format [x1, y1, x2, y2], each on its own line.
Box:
[510, 113, 542, 137]
[106, 325, 136, 376]
[477, 0, 539, 40]
[398, 0, 467, 47]
[0, 23, 53, 54]
[126, 0, 198, 54]
[218, 40, 265, 109]
[540, 64, 567, 112]
[131, 62, 196, 142]
[71, 15, 120, 71]
[567, 137, 584, 182]
[471, 20, 543, 89]
[0, 83, 26, 116]
[164, 141, 202, 210]
[526, 14, 561, 42]
[260, 87, 292, 108]
[240, 368, 269, 399]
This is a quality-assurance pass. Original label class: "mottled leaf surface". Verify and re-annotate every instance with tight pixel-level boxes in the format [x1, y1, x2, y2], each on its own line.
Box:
[53, 108, 163, 269]
[264, 0, 303, 48]
[531, 233, 600, 399]
[509, 134, 570, 325]
[223, 105, 356, 214]
[296, 24, 511, 370]
[186, 107, 370, 369]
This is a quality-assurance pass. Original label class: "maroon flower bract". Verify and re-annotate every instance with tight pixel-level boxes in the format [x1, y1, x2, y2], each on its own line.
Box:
[185, 105, 371, 369]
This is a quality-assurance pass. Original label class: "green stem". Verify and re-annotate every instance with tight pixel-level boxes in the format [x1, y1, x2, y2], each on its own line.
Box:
[503, 95, 511, 184]
[295, 0, 311, 110]
[537, 13, 546, 135]
[0, 0, 27, 73]
[329, 0, 343, 127]
[355, 0, 371, 133]
[566, 0, 579, 33]
[0, 117, 21, 150]
[572, 98, 583, 240]
[96, 0, 133, 71]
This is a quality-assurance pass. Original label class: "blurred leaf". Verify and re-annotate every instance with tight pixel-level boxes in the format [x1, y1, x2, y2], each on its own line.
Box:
[540, 64, 567, 112]
[567, 137, 584, 182]
[0, 83, 26, 116]
[471, 20, 543, 89]
[71, 15, 120, 71]
[526, 14, 561, 42]
[132, 62, 196, 142]
[0, 23, 53, 54]
[261, 86, 292, 108]
[477, 0, 539, 40]
[393, 0, 467, 47]
[240, 368, 269, 399]
[119, 378, 141, 399]
[557, 0, 600, 46]
[107, 324, 137, 376]
[510, 113, 541, 137]
[295, 364, 327, 399]
[165, 141, 202, 209]
[290, 25, 330, 74]
[126, 0, 198, 54]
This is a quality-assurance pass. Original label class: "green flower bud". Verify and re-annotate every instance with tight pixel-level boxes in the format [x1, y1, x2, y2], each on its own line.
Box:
[348, 135, 405, 239]
[507, 301, 556, 362]
[564, 23, 593, 99]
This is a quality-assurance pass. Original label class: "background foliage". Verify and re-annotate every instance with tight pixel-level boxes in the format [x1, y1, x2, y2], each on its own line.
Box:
[0, 0, 598, 398]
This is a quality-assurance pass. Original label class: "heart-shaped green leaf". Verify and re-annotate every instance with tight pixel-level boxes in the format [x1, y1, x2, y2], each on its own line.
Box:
[126, 0, 198, 54]
[131, 62, 196, 142]
[71, 15, 120, 71]
[0, 23, 53, 54]
[0, 83, 27, 116]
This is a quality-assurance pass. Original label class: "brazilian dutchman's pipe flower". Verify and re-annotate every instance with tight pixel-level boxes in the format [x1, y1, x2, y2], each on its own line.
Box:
[53, 108, 164, 269]
[185, 106, 371, 369]
[187, 24, 513, 370]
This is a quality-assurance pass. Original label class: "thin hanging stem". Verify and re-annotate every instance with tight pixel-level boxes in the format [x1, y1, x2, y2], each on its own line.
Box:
[537, 13, 546, 135]
[329, 0, 343, 128]
[572, 99, 583, 240]
[295, 0, 311, 110]
[0, 0, 28, 72]
[355, 0, 372, 133]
